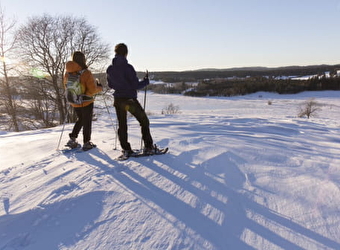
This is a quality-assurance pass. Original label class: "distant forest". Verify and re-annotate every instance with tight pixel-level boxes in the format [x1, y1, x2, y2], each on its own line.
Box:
[137, 64, 340, 97]
[138, 64, 340, 82]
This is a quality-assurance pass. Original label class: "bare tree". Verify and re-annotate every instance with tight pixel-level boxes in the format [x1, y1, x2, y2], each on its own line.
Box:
[0, 7, 19, 131]
[298, 98, 321, 119]
[162, 103, 180, 115]
[20, 76, 59, 128]
[16, 14, 110, 124]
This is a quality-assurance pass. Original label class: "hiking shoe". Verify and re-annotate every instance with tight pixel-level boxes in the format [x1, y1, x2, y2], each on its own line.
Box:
[82, 141, 96, 151]
[117, 149, 136, 161]
[66, 137, 79, 149]
[122, 149, 136, 157]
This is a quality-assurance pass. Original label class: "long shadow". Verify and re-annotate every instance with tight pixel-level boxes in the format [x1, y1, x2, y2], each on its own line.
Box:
[65, 132, 340, 249]
[95, 148, 340, 249]
[90, 149, 298, 249]
[115, 165, 253, 249]
[71, 147, 126, 174]
[0, 191, 110, 250]
[145, 152, 308, 249]
[154, 149, 340, 249]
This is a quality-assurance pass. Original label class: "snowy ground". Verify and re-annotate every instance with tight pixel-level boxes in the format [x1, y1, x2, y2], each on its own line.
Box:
[0, 91, 339, 250]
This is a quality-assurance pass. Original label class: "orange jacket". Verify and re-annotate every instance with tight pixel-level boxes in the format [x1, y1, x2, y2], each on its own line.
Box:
[64, 61, 102, 108]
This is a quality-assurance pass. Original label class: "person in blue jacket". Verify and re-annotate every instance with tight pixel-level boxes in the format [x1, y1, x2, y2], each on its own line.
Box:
[107, 43, 154, 157]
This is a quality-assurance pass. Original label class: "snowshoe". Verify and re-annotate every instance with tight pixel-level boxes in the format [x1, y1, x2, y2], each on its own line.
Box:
[143, 144, 167, 156]
[82, 141, 96, 151]
[116, 145, 168, 161]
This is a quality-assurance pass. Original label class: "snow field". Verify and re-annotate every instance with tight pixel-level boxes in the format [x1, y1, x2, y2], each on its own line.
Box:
[0, 91, 340, 249]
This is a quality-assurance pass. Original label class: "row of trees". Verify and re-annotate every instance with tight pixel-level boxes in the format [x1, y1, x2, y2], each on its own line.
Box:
[146, 65, 340, 83]
[0, 8, 110, 131]
[148, 74, 340, 97]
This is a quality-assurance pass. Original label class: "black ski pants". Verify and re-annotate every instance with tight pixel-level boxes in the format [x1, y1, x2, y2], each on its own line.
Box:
[114, 98, 153, 151]
[69, 102, 93, 143]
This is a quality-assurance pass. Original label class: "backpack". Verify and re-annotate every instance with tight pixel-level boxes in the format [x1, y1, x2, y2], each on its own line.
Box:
[65, 69, 92, 104]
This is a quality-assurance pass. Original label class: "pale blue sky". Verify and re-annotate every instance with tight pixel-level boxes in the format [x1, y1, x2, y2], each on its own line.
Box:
[2, 0, 340, 71]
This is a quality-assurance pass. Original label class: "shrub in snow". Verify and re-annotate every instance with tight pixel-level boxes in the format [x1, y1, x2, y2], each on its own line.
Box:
[162, 103, 180, 115]
[298, 98, 321, 119]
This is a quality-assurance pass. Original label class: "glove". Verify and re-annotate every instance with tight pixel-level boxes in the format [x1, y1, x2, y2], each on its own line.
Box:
[96, 78, 103, 87]
[144, 70, 149, 80]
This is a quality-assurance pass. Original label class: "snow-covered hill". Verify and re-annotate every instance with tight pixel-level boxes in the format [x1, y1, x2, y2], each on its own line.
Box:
[1, 91, 340, 250]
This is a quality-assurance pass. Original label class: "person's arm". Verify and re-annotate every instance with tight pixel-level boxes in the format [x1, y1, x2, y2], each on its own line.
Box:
[106, 65, 114, 89]
[84, 70, 102, 96]
[126, 65, 149, 90]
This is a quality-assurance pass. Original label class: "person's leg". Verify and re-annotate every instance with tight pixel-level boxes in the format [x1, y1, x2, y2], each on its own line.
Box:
[69, 107, 83, 139]
[127, 99, 153, 149]
[114, 98, 132, 151]
[82, 103, 94, 143]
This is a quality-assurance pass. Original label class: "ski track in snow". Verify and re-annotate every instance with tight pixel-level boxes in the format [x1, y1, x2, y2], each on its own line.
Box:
[0, 91, 340, 249]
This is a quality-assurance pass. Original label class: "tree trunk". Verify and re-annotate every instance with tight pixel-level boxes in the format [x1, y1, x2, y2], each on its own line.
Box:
[2, 60, 20, 131]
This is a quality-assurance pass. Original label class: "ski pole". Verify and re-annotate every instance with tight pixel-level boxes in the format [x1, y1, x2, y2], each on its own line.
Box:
[56, 105, 70, 150]
[143, 86, 147, 110]
[140, 84, 148, 150]
[143, 70, 149, 110]
[140, 70, 150, 149]
[102, 93, 118, 150]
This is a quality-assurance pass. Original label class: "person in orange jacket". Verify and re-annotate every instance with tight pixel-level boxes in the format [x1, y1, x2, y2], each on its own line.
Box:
[63, 51, 102, 151]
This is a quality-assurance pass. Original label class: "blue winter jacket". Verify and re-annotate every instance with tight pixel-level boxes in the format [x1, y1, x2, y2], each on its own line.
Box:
[106, 55, 149, 98]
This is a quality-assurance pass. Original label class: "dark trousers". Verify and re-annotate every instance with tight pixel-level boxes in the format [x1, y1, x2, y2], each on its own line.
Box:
[69, 102, 93, 143]
[114, 98, 153, 151]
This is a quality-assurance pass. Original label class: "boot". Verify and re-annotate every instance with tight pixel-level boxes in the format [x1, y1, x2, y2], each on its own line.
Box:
[82, 141, 96, 151]
[66, 137, 79, 149]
